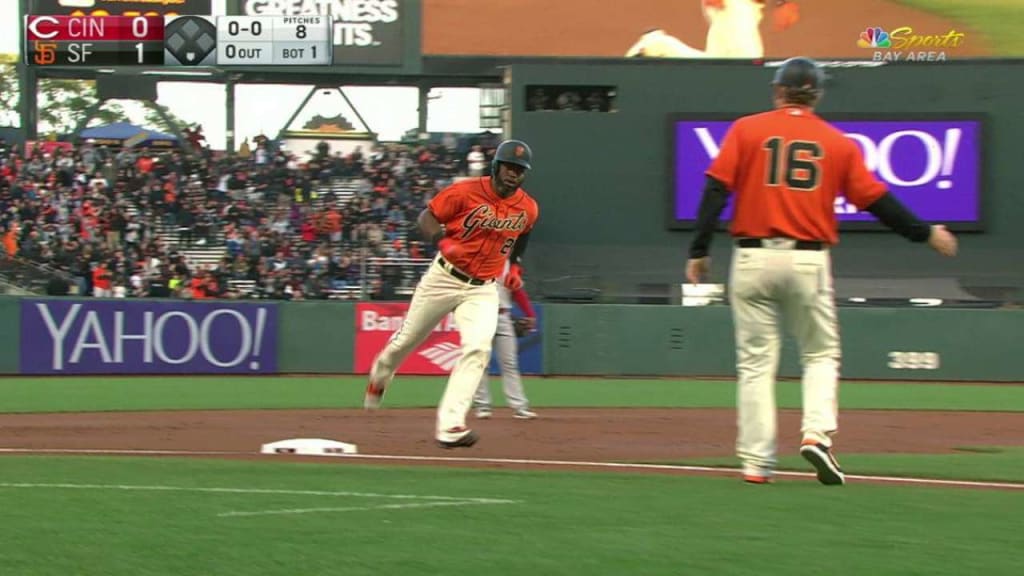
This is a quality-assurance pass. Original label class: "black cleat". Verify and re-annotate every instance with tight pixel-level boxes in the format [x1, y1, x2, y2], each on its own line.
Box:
[436, 430, 479, 449]
[800, 442, 846, 485]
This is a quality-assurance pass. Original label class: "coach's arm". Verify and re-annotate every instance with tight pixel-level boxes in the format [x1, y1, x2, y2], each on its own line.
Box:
[863, 193, 932, 242]
[688, 175, 731, 259]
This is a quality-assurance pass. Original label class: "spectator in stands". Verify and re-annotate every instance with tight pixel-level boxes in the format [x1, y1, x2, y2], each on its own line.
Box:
[466, 144, 486, 176]
[0, 136, 469, 301]
[150, 271, 172, 298]
[92, 261, 112, 297]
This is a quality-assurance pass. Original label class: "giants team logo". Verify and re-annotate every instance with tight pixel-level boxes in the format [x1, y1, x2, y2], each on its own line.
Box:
[460, 206, 528, 239]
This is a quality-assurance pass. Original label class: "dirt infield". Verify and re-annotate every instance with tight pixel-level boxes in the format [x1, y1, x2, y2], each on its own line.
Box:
[424, 0, 993, 58]
[2, 408, 1021, 474]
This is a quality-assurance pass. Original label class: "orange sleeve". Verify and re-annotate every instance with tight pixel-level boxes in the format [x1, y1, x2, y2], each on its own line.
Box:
[842, 139, 888, 210]
[427, 184, 465, 223]
[705, 121, 743, 189]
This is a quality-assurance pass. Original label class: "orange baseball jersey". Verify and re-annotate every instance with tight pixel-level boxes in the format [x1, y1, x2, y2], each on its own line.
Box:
[707, 106, 887, 245]
[428, 177, 539, 280]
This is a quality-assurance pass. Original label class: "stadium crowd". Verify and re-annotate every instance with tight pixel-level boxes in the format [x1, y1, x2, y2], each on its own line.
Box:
[0, 133, 500, 300]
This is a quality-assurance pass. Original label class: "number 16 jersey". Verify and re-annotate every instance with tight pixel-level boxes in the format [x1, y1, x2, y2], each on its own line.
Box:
[707, 106, 887, 245]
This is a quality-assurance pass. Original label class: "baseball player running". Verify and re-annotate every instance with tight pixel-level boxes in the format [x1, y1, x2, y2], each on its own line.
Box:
[364, 140, 540, 449]
[626, 1, 800, 59]
[703, 0, 799, 58]
[625, 28, 707, 58]
[686, 57, 957, 485]
[473, 259, 539, 420]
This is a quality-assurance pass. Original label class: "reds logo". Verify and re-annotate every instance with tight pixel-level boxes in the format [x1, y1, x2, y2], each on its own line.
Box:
[460, 206, 527, 238]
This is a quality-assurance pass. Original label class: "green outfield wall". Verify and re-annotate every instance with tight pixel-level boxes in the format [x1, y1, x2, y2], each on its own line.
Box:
[276, 301, 355, 374]
[0, 297, 21, 375]
[541, 304, 1020, 381]
[3, 296, 1021, 381]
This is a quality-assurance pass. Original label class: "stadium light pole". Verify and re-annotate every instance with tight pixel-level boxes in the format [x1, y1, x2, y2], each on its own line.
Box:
[226, 73, 237, 153]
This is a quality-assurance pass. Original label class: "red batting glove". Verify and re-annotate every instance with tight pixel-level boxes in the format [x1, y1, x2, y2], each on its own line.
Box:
[438, 237, 465, 261]
[504, 263, 524, 290]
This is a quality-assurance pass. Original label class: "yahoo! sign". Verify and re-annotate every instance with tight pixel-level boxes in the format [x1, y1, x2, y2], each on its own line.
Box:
[670, 116, 983, 229]
[20, 299, 278, 374]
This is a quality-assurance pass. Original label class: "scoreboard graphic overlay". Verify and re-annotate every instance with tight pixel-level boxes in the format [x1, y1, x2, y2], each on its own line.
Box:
[24, 14, 332, 66]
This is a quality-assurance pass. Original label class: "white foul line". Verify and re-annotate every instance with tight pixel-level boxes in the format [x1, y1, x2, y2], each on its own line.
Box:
[0, 447, 1021, 490]
[218, 499, 513, 518]
[341, 453, 1024, 489]
[0, 482, 520, 518]
[0, 448, 246, 456]
[0, 482, 515, 503]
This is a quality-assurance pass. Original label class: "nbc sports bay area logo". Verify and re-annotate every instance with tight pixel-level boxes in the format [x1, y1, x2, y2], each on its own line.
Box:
[858, 26, 966, 61]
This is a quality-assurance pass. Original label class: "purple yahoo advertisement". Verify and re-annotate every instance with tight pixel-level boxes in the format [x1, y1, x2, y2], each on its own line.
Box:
[672, 118, 982, 227]
[20, 299, 278, 375]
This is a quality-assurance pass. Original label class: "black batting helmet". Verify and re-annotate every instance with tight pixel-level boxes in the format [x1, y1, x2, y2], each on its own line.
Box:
[491, 139, 532, 179]
[771, 56, 825, 91]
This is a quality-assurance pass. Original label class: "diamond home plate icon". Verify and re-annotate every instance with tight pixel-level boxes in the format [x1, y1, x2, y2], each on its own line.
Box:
[164, 16, 217, 66]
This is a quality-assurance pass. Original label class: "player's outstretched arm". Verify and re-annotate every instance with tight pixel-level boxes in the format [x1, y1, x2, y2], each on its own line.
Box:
[864, 193, 958, 256]
[417, 209, 445, 244]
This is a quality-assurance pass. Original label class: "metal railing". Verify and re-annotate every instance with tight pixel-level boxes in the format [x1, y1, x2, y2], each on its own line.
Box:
[0, 246, 76, 295]
[223, 256, 433, 301]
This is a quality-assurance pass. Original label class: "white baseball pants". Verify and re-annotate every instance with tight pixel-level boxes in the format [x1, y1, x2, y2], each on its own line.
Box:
[729, 240, 841, 474]
[473, 311, 530, 411]
[370, 256, 500, 442]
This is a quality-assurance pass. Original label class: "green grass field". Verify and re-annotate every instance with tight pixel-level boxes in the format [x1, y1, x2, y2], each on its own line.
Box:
[1, 376, 1022, 575]
[2, 375, 1024, 412]
[893, 0, 1024, 54]
[0, 456, 1021, 576]
[671, 448, 1024, 483]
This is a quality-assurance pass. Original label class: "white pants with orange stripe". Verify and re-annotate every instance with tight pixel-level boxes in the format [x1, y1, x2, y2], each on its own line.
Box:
[370, 255, 500, 443]
[728, 239, 840, 474]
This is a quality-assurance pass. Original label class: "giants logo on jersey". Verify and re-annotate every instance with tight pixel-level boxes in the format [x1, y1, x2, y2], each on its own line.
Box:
[460, 205, 528, 238]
